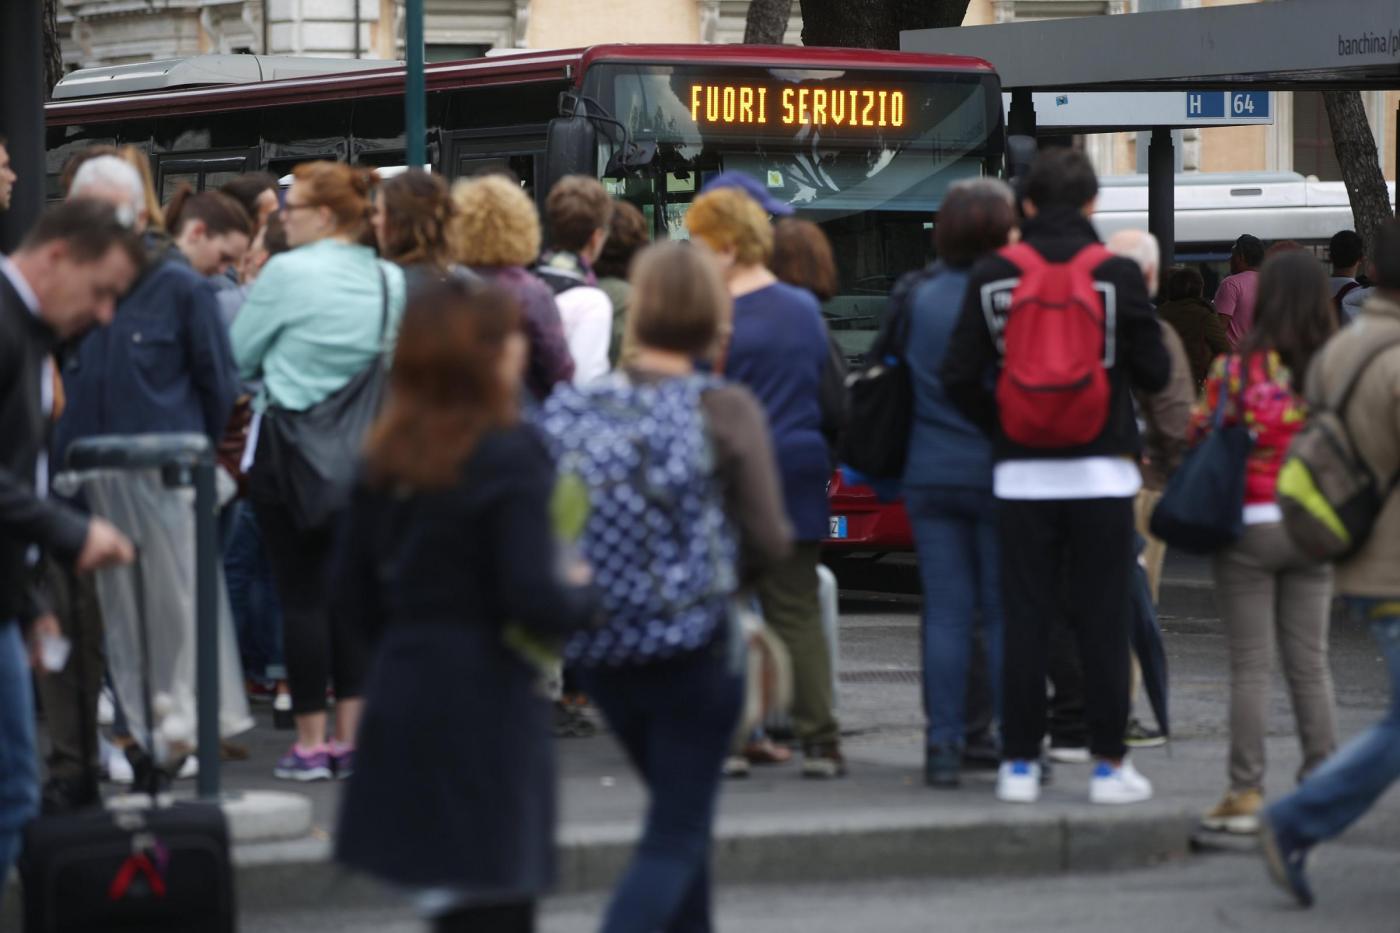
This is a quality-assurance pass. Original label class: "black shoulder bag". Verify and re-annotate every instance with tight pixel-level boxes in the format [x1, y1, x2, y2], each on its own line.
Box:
[837, 264, 937, 480]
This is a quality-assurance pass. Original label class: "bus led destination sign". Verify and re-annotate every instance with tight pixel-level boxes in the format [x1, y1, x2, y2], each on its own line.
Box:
[689, 82, 907, 129]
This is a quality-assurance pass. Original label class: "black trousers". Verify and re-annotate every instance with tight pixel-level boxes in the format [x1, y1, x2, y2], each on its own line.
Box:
[36, 561, 104, 794]
[1048, 607, 1090, 748]
[253, 498, 367, 716]
[999, 497, 1134, 762]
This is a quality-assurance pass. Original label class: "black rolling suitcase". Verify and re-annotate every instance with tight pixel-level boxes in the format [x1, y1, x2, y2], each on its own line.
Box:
[19, 549, 236, 933]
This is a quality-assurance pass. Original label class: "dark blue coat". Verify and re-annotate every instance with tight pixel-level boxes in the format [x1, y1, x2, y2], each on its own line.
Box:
[725, 282, 830, 541]
[332, 426, 596, 893]
[53, 243, 239, 469]
[902, 265, 993, 490]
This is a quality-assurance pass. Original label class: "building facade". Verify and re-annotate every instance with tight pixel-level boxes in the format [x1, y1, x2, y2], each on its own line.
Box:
[57, 1, 801, 68]
[57, 0, 1398, 182]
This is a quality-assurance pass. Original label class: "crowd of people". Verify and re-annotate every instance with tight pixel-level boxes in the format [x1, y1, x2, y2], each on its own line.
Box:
[1, 130, 1399, 928]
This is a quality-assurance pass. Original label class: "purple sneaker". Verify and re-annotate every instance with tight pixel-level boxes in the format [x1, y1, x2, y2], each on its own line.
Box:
[273, 745, 332, 782]
[329, 744, 355, 780]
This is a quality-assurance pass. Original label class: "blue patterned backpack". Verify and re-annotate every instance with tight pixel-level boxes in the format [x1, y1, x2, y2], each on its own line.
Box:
[537, 373, 738, 667]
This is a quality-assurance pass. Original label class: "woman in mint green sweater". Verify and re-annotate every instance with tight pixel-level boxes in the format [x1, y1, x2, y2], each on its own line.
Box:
[232, 161, 406, 782]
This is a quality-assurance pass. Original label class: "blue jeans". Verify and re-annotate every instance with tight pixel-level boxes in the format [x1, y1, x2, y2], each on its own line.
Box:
[905, 485, 1003, 750]
[223, 500, 285, 684]
[1267, 598, 1400, 845]
[581, 643, 742, 933]
[0, 623, 40, 881]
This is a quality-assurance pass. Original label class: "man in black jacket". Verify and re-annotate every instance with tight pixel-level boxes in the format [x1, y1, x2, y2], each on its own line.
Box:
[0, 200, 141, 878]
[941, 149, 1169, 806]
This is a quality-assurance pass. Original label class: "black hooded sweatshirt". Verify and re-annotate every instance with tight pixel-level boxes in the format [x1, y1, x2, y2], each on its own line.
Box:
[939, 207, 1170, 465]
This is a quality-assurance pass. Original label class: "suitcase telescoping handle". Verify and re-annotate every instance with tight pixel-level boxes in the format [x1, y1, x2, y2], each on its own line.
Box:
[128, 544, 163, 800]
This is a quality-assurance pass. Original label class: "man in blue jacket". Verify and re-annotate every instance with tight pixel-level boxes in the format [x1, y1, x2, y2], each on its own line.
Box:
[39, 154, 239, 810]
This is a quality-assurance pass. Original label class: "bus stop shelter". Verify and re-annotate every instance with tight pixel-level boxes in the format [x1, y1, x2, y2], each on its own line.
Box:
[903, 0, 1400, 266]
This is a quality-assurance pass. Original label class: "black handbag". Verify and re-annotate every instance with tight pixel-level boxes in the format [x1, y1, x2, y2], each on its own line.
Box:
[252, 264, 391, 531]
[1150, 360, 1255, 554]
[838, 265, 935, 480]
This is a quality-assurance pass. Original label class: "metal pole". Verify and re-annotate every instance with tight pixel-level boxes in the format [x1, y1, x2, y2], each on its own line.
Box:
[1148, 126, 1176, 274]
[193, 459, 220, 799]
[353, 0, 361, 59]
[0, 0, 44, 252]
[405, 0, 425, 168]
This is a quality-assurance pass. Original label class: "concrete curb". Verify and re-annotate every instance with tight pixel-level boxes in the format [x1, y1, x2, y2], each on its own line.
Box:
[102, 789, 314, 845]
[220, 804, 1198, 914]
[3, 804, 1197, 919]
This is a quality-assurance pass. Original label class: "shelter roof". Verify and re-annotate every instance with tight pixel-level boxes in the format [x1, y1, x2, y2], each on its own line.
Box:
[903, 0, 1400, 90]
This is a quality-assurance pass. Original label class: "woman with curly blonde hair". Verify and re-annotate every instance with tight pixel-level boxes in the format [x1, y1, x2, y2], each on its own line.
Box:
[449, 174, 573, 400]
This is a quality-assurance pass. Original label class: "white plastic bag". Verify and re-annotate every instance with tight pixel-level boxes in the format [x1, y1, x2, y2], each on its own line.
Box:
[62, 467, 254, 763]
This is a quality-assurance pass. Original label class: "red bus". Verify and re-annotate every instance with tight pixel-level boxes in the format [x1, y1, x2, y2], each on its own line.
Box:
[47, 44, 1004, 553]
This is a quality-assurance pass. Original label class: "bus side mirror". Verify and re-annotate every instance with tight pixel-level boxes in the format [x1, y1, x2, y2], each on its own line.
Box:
[545, 115, 597, 194]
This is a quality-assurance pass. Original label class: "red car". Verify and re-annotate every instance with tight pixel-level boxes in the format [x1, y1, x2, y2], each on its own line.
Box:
[824, 471, 913, 552]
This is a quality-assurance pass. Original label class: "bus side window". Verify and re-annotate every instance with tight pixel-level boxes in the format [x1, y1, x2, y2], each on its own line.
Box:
[455, 153, 539, 198]
[161, 172, 199, 201]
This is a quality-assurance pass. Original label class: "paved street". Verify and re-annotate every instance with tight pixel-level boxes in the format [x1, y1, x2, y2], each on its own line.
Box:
[217, 551, 1400, 931]
[246, 844, 1400, 933]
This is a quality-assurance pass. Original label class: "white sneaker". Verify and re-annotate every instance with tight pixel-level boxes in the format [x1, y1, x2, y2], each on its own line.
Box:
[996, 760, 1042, 803]
[1089, 758, 1153, 805]
[103, 742, 134, 784]
[97, 688, 116, 727]
[722, 755, 750, 779]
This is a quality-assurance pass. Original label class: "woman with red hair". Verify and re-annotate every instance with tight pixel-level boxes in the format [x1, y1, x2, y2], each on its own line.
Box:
[232, 160, 407, 782]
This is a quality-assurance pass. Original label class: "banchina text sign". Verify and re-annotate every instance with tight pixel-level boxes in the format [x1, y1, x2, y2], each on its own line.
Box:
[689, 83, 908, 129]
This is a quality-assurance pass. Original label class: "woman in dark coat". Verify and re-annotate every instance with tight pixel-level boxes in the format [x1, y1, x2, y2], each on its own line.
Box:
[332, 278, 596, 933]
[1158, 264, 1230, 389]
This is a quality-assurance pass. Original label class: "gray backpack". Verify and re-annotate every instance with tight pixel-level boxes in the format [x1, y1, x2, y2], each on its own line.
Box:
[1277, 334, 1400, 562]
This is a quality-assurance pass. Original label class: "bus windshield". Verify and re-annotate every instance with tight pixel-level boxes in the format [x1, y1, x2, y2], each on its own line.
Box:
[584, 62, 1004, 359]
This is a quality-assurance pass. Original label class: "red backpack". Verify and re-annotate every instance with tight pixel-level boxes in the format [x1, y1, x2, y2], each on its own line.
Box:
[995, 242, 1114, 448]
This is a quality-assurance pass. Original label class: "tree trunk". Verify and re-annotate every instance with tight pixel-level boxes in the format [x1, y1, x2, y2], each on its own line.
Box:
[744, 0, 794, 45]
[799, 0, 970, 50]
[42, 0, 64, 101]
[1323, 90, 1393, 254]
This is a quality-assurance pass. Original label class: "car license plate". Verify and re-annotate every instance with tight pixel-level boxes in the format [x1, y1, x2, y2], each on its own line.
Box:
[829, 516, 848, 539]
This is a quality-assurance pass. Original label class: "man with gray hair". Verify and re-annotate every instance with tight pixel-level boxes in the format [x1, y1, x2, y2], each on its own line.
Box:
[1105, 229, 1194, 512]
[39, 150, 239, 808]
[67, 156, 147, 232]
[1107, 228, 1195, 749]
[1107, 229, 1161, 299]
